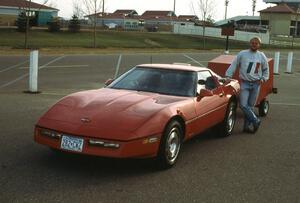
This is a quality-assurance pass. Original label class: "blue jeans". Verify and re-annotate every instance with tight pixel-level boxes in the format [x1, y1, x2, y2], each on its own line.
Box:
[240, 81, 260, 128]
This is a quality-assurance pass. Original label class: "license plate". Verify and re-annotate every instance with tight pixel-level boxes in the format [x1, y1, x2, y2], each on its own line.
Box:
[61, 135, 84, 152]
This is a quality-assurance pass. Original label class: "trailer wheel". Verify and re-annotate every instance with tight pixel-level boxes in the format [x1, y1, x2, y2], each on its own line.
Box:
[259, 99, 269, 117]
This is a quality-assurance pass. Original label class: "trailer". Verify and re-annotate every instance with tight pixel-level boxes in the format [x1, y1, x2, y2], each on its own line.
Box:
[208, 55, 277, 117]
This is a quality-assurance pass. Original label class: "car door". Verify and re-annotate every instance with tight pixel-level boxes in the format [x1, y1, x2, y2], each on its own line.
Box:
[192, 70, 227, 134]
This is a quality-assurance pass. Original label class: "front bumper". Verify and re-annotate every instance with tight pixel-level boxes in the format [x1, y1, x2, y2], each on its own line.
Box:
[34, 126, 161, 159]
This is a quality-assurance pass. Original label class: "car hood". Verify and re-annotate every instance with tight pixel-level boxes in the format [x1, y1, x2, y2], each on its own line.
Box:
[38, 88, 188, 140]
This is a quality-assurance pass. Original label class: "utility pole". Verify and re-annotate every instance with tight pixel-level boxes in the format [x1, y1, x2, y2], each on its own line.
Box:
[102, 0, 105, 26]
[252, 0, 256, 16]
[225, 0, 229, 20]
[173, 0, 176, 14]
[102, 0, 104, 14]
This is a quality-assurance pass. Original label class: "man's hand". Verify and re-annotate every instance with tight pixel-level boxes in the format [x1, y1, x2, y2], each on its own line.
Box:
[224, 77, 231, 84]
[257, 79, 265, 85]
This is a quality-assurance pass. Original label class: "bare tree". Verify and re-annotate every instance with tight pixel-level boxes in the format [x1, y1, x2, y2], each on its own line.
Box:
[82, 0, 104, 48]
[196, 0, 215, 48]
[16, 0, 50, 49]
[73, 0, 84, 19]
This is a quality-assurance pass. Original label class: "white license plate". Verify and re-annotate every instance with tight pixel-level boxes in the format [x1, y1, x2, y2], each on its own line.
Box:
[61, 135, 84, 152]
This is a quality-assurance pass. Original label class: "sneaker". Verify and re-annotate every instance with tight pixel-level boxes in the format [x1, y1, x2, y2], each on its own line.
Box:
[252, 119, 261, 133]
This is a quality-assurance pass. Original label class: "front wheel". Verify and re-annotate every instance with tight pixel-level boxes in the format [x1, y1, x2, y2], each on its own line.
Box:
[218, 100, 237, 137]
[156, 120, 183, 169]
[258, 99, 269, 117]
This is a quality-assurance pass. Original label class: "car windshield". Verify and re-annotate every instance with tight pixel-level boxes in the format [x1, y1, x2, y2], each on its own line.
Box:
[108, 67, 197, 97]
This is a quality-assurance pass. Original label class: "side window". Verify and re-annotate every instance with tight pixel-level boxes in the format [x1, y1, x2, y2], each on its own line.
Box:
[197, 71, 217, 91]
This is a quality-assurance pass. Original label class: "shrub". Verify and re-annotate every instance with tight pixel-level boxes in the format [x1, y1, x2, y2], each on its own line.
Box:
[48, 17, 61, 32]
[68, 15, 81, 33]
[16, 12, 28, 32]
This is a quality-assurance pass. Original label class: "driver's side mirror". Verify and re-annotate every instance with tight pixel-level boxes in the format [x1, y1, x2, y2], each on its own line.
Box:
[197, 89, 213, 99]
[104, 78, 114, 86]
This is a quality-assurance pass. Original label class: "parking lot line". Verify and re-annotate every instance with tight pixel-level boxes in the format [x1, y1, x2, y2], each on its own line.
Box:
[183, 54, 205, 66]
[0, 60, 28, 73]
[114, 54, 122, 79]
[0, 55, 65, 89]
[18, 65, 89, 69]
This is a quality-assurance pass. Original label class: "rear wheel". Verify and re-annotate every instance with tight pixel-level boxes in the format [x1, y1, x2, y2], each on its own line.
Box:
[218, 100, 237, 137]
[259, 99, 269, 117]
[157, 120, 183, 169]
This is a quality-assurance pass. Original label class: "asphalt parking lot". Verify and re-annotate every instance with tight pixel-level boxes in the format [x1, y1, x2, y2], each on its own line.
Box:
[0, 51, 299, 202]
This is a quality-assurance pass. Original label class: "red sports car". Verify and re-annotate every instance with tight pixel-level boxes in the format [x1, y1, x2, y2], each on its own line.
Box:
[34, 64, 240, 168]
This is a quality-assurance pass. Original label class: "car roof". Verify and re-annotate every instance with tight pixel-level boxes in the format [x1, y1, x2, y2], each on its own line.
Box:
[136, 64, 210, 72]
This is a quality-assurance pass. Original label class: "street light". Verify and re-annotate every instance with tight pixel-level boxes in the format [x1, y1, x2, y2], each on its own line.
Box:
[252, 0, 256, 16]
[174, 0, 176, 14]
[225, 0, 229, 20]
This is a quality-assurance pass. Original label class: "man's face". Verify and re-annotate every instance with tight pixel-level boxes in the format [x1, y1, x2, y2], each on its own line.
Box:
[250, 39, 260, 52]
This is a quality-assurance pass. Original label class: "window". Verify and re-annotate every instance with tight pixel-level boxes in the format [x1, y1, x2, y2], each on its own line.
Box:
[109, 67, 197, 97]
[197, 71, 217, 92]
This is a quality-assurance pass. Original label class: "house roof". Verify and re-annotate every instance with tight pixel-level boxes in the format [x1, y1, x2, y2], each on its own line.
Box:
[141, 10, 176, 17]
[259, 3, 296, 13]
[0, 0, 58, 10]
[215, 15, 260, 26]
[263, 0, 300, 4]
[177, 15, 198, 22]
[113, 9, 137, 15]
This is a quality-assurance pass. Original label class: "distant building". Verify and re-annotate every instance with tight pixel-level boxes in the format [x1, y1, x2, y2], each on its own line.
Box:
[260, 3, 300, 36]
[0, 0, 59, 26]
[177, 15, 199, 23]
[141, 10, 177, 26]
[215, 15, 269, 33]
[85, 9, 141, 30]
[263, 0, 300, 8]
[86, 9, 179, 31]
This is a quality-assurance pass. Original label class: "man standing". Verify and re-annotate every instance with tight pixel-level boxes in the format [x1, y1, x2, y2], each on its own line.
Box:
[225, 37, 269, 133]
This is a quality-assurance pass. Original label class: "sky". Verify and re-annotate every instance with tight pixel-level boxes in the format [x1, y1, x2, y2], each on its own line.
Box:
[37, 0, 274, 21]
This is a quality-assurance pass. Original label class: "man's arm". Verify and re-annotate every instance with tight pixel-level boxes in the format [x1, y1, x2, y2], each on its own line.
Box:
[225, 54, 240, 78]
[261, 53, 269, 82]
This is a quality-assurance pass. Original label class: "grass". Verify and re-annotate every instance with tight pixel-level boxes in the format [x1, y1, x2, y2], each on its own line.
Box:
[0, 29, 251, 51]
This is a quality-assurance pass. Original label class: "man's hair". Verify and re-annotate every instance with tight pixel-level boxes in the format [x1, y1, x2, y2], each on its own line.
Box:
[250, 36, 262, 44]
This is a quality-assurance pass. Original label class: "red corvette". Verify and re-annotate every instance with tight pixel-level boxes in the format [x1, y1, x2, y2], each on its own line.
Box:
[35, 64, 240, 168]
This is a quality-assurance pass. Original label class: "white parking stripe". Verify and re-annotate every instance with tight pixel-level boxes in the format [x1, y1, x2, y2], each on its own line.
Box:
[183, 54, 205, 66]
[114, 54, 122, 79]
[0, 56, 65, 89]
[18, 65, 89, 69]
[0, 60, 28, 73]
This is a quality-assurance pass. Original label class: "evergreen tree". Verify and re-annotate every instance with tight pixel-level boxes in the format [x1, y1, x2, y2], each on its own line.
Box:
[48, 17, 61, 32]
[16, 12, 27, 32]
[68, 15, 81, 33]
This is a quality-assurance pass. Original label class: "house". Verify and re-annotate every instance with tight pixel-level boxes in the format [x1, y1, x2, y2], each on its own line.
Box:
[263, 0, 300, 8]
[215, 16, 269, 33]
[85, 9, 141, 30]
[259, 3, 300, 36]
[141, 10, 177, 26]
[177, 15, 199, 23]
[0, 0, 59, 26]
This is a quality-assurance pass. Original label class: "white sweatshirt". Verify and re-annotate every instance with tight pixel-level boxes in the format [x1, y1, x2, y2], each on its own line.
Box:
[225, 50, 270, 82]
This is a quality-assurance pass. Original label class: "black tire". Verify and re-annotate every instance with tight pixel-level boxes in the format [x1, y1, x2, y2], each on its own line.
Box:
[156, 120, 183, 169]
[258, 99, 269, 117]
[218, 100, 237, 137]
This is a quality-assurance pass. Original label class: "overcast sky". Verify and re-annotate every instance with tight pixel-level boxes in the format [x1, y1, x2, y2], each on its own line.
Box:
[37, 0, 274, 21]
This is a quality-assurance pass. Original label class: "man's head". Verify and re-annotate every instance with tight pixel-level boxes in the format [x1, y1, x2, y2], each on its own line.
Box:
[249, 37, 262, 52]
